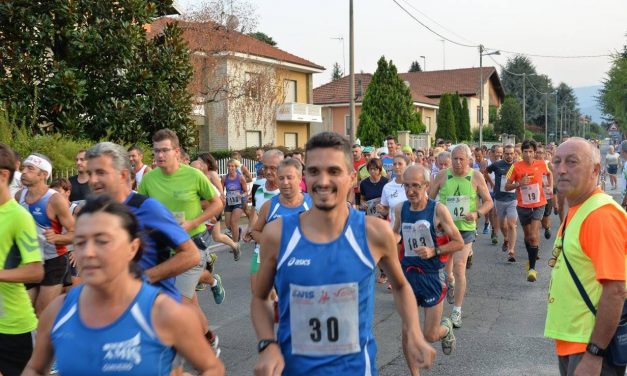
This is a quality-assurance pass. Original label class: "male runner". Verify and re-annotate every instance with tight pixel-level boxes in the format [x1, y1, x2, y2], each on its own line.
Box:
[505, 139, 552, 282]
[68, 150, 90, 202]
[381, 135, 399, 176]
[393, 165, 464, 356]
[0, 144, 43, 376]
[17, 154, 74, 316]
[128, 145, 152, 188]
[535, 146, 555, 239]
[486, 144, 518, 261]
[350, 144, 366, 206]
[254, 148, 265, 180]
[9, 151, 22, 197]
[244, 149, 282, 294]
[252, 132, 435, 376]
[429, 144, 493, 328]
[483, 145, 502, 245]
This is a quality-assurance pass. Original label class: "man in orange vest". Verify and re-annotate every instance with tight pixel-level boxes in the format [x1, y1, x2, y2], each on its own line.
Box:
[544, 137, 627, 375]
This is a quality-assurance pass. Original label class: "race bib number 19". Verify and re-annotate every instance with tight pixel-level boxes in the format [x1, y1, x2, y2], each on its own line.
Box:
[521, 183, 541, 205]
[289, 283, 360, 356]
[446, 196, 470, 220]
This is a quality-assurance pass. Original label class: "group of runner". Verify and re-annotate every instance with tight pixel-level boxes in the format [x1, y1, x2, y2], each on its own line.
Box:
[1, 130, 625, 375]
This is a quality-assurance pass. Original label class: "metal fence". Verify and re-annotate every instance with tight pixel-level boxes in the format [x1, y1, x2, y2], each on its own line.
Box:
[216, 158, 257, 178]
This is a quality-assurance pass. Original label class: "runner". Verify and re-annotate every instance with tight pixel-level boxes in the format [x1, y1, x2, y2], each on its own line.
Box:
[222, 159, 247, 249]
[350, 144, 366, 207]
[536, 146, 555, 239]
[254, 148, 265, 180]
[128, 145, 152, 188]
[381, 135, 399, 176]
[17, 153, 74, 316]
[505, 139, 552, 282]
[251, 132, 435, 376]
[68, 150, 90, 202]
[392, 165, 464, 356]
[486, 144, 519, 261]
[231, 151, 253, 183]
[49, 178, 81, 291]
[9, 150, 22, 197]
[357, 146, 387, 182]
[473, 147, 491, 236]
[359, 158, 389, 217]
[0, 144, 43, 376]
[244, 149, 282, 294]
[621, 140, 627, 210]
[484, 145, 502, 245]
[604, 145, 620, 190]
[22, 195, 225, 376]
[429, 144, 493, 328]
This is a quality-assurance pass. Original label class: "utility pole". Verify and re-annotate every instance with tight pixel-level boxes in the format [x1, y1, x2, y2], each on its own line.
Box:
[559, 107, 563, 143]
[522, 73, 526, 135]
[348, 0, 355, 144]
[544, 93, 548, 145]
[478, 45, 500, 148]
[441, 39, 446, 69]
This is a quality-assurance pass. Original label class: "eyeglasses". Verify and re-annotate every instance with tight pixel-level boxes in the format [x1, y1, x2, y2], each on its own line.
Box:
[152, 148, 174, 155]
[403, 183, 426, 190]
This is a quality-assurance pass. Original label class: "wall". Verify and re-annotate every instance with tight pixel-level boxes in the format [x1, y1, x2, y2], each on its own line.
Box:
[419, 107, 438, 139]
[279, 71, 309, 104]
[276, 121, 309, 149]
[329, 105, 363, 136]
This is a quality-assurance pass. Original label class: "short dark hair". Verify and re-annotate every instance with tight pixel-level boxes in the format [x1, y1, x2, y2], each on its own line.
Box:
[305, 132, 352, 171]
[77, 195, 144, 265]
[152, 129, 180, 148]
[385, 135, 397, 143]
[0, 143, 17, 184]
[521, 139, 537, 152]
[128, 145, 144, 155]
[366, 158, 382, 172]
[198, 153, 218, 171]
[50, 178, 71, 192]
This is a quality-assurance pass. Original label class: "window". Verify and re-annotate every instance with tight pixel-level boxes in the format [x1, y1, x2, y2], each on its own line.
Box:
[284, 80, 297, 103]
[284, 132, 298, 149]
[426, 116, 432, 133]
[245, 72, 260, 99]
[246, 131, 261, 148]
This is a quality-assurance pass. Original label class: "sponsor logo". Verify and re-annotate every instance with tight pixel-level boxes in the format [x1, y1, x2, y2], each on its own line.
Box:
[287, 257, 310, 267]
[291, 289, 315, 300]
[318, 290, 330, 304]
[334, 286, 356, 299]
[102, 333, 141, 370]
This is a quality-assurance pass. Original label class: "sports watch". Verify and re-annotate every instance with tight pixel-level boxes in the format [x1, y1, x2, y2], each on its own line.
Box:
[257, 339, 278, 353]
[586, 343, 606, 357]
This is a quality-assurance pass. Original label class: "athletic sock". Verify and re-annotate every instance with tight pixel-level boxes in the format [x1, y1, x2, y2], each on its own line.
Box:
[452, 306, 461, 313]
[210, 278, 218, 287]
[528, 246, 539, 270]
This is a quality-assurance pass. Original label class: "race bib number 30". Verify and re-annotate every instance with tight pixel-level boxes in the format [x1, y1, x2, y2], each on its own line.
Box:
[289, 283, 360, 356]
[521, 183, 541, 205]
[402, 220, 434, 257]
[446, 196, 470, 220]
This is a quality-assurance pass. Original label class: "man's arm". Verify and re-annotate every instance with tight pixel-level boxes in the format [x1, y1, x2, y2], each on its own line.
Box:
[241, 165, 253, 183]
[0, 262, 43, 283]
[45, 194, 74, 245]
[184, 195, 223, 233]
[392, 204, 403, 244]
[250, 201, 270, 243]
[428, 170, 445, 200]
[144, 239, 200, 283]
[367, 216, 435, 374]
[472, 172, 494, 218]
[434, 203, 464, 255]
[251, 219, 284, 376]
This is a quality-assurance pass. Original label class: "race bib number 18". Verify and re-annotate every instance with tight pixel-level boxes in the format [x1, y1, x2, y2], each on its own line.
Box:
[289, 283, 360, 356]
[402, 220, 435, 257]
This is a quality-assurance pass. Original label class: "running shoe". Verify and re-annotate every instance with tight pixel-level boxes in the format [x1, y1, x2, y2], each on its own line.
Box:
[491, 231, 498, 245]
[482, 223, 489, 234]
[544, 228, 551, 239]
[206, 252, 218, 273]
[224, 228, 232, 239]
[207, 332, 221, 358]
[527, 269, 537, 282]
[451, 310, 462, 328]
[232, 243, 241, 262]
[446, 280, 455, 304]
[507, 253, 516, 263]
[195, 283, 207, 292]
[501, 241, 509, 252]
[211, 274, 225, 304]
[466, 253, 473, 269]
[441, 317, 456, 355]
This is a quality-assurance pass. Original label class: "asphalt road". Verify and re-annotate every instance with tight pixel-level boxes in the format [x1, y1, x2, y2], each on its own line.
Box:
[196, 190, 624, 376]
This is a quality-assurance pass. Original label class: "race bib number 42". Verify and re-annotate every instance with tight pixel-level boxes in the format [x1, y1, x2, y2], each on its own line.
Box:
[402, 220, 435, 257]
[446, 196, 470, 220]
[289, 283, 360, 356]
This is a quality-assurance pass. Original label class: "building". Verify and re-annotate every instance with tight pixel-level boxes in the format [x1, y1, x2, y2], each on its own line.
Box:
[148, 18, 324, 151]
[313, 67, 505, 140]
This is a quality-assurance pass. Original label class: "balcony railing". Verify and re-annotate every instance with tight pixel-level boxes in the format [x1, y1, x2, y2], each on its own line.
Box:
[276, 103, 322, 123]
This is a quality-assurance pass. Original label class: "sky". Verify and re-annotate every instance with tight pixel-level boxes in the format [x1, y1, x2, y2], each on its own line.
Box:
[176, 0, 627, 90]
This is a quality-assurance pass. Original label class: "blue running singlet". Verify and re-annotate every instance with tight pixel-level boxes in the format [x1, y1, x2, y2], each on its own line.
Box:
[266, 193, 312, 223]
[399, 199, 448, 272]
[275, 208, 377, 376]
[51, 283, 175, 375]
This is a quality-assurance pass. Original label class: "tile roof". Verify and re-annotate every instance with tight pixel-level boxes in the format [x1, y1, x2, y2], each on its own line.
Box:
[148, 17, 325, 71]
[313, 67, 504, 106]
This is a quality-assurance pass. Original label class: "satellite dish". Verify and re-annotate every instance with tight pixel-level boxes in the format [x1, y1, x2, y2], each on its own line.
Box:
[226, 14, 239, 31]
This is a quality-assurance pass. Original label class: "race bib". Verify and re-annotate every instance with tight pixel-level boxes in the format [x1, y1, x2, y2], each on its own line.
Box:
[500, 176, 515, 193]
[172, 211, 186, 224]
[365, 198, 380, 216]
[226, 191, 242, 206]
[290, 283, 360, 356]
[402, 220, 435, 258]
[521, 183, 541, 205]
[445, 196, 470, 220]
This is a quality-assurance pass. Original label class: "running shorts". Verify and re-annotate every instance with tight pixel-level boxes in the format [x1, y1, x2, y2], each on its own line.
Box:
[495, 200, 518, 220]
[25, 254, 68, 289]
[0, 331, 34, 376]
[516, 205, 545, 226]
[460, 230, 476, 245]
[403, 267, 447, 308]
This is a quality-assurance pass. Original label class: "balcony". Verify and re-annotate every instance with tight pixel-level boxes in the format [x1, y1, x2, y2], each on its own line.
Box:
[276, 103, 322, 123]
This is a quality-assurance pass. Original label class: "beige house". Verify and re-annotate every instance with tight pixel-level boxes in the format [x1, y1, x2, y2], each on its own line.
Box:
[313, 67, 505, 141]
[149, 18, 325, 151]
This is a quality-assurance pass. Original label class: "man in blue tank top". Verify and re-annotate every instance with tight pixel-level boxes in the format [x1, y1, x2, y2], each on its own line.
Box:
[251, 132, 435, 376]
[392, 165, 464, 357]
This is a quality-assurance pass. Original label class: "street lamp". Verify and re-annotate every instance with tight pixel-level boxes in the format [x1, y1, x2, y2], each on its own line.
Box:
[420, 55, 426, 71]
[479, 45, 500, 147]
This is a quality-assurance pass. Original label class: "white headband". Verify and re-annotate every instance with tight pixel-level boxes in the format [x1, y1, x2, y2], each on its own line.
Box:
[24, 155, 52, 177]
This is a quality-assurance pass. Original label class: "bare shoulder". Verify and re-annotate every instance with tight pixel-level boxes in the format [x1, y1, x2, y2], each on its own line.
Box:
[262, 217, 283, 241]
[153, 294, 191, 327]
[365, 215, 395, 246]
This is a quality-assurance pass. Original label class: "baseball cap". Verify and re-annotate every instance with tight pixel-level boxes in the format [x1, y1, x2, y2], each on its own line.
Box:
[363, 146, 374, 154]
[401, 145, 413, 153]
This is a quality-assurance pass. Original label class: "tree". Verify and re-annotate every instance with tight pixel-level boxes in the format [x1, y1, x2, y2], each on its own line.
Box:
[460, 97, 472, 141]
[357, 56, 425, 145]
[495, 96, 524, 141]
[409, 61, 422, 72]
[598, 44, 627, 132]
[435, 94, 457, 141]
[450, 93, 464, 141]
[0, 1, 196, 148]
[331, 62, 343, 81]
[248, 31, 276, 46]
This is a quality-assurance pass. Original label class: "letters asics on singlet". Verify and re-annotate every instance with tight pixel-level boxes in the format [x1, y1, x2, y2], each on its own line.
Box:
[274, 209, 377, 376]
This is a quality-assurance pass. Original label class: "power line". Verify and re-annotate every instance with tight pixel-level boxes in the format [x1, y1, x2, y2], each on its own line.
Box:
[488, 49, 611, 59]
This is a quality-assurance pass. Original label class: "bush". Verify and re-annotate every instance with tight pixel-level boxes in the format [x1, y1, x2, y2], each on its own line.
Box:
[471, 125, 497, 142]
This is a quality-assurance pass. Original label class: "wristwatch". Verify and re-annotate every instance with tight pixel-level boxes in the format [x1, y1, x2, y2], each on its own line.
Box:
[434, 247, 441, 257]
[257, 339, 278, 353]
[586, 343, 606, 357]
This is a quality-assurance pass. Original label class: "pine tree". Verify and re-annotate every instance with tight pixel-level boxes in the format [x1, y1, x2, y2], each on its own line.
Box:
[331, 62, 343, 81]
[357, 56, 425, 145]
[451, 92, 463, 141]
[409, 61, 422, 72]
[495, 96, 524, 141]
[460, 97, 471, 141]
[435, 93, 457, 141]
